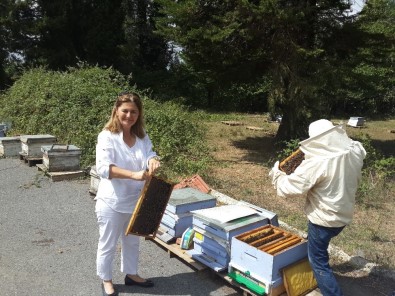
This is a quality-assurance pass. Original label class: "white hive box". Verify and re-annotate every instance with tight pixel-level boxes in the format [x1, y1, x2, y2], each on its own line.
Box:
[229, 224, 307, 294]
[347, 117, 364, 127]
[89, 165, 100, 196]
[20, 134, 57, 157]
[0, 136, 21, 157]
[41, 144, 81, 172]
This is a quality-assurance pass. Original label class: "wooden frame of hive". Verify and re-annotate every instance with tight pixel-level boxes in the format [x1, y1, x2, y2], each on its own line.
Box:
[125, 175, 174, 238]
[279, 148, 305, 175]
[229, 224, 308, 294]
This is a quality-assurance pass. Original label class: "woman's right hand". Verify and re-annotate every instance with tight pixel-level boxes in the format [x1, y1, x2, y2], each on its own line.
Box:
[131, 170, 149, 181]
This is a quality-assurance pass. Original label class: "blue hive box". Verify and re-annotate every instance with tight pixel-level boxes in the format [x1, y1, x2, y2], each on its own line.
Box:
[161, 210, 193, 237]
[157, 188, 217, 242]
[188, 205, 271, 271]
[166, 188, 217, 214]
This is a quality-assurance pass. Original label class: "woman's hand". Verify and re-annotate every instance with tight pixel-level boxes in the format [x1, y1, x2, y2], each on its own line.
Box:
[132, 170, 149, 181]
[148, 157, 160, 176]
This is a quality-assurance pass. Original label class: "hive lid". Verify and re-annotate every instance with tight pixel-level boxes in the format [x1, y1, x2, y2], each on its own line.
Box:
[168, 188, 216, 207]
[0, 136, 20, 143]
[41, 144, 81, 152]
[20, 134, 56, 143]
[192, 204, 257, 224]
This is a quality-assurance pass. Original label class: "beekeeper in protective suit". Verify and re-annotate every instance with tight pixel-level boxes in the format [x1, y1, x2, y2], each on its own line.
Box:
[269, 119, 366, 296]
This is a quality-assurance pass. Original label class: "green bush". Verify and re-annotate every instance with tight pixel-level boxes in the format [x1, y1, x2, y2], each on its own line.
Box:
[0, 65, 209, 179]
[353, 134, 395, 207]
[274, 138, 302, 163]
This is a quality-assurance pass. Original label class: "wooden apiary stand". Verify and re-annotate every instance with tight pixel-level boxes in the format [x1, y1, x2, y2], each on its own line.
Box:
[150, 236, 285, 296]
[0, 136, 20, 157]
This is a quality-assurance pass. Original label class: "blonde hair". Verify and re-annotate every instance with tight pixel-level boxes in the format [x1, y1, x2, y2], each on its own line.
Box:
[104, 92, 146, 138]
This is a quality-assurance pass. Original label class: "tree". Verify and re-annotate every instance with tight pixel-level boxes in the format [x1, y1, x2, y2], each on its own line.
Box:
[340, 0, 395, 116]
[156, 0, 359, 140]
[120, 0, 172, 88]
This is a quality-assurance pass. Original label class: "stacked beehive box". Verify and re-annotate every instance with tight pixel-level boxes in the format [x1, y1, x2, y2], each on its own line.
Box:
[228, 224, 307, 296]
[188, 205, 271, 272]
[158, 188, 216, 243]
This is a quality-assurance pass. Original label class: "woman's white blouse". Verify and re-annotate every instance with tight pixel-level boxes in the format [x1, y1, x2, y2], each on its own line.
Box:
[95, 130, 157, 213]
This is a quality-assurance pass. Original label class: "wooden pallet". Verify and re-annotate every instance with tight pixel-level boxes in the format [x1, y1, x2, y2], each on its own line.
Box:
[36, 163, 86, 182]
[149, 237, 288, 296]
[150, 237, 207, 271]
[19, 152, 42, 167]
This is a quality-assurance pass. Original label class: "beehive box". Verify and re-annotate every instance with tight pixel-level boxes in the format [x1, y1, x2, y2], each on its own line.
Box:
[166, 188, 217, 215]
[125, 176, 174, 238]
[192, 205, 270, 241]
[41, 144, 82, 172]
[0, 136, 21, 157]
[347, 117, 364, 127]
[160, 210, 193, 238]
[189, 205, 271, 271]
[229, 224, 307, 292]
[89, 165, 100, 195]
[20, 135, 57, 157]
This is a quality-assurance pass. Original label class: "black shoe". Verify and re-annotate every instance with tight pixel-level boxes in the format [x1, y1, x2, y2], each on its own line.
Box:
[124, 275, 154, 287]
[101, 283, 118, 296]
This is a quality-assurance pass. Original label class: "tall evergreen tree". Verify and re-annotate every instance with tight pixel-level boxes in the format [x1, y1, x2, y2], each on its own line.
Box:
[343, 0, 395, 116]
[156, 0, 358, 139]
[120, 0, 171, 87]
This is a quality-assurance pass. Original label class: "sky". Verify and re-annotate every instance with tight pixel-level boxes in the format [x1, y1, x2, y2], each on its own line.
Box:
[350, 0, 366, 14]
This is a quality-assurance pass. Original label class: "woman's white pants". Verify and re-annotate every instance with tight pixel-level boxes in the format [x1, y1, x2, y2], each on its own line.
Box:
[96, 199, 140, 280]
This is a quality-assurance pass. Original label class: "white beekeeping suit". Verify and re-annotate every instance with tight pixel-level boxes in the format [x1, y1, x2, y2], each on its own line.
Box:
[269, 119, 366, 228]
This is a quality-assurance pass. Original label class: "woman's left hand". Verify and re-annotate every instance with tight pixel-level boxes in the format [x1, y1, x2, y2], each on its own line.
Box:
[148, 158, 160, 176]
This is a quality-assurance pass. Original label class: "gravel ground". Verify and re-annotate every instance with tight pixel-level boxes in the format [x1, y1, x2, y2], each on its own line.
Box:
[0, 158, 238, 296]
[1, 157, 394, 296]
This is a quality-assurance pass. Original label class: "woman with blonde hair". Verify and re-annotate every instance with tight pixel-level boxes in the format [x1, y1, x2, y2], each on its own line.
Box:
[95, 92, 160, 296]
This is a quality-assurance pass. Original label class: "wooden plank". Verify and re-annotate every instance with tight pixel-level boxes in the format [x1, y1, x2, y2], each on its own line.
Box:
[221, 121, 243, 126]
[36, 163, 85, 182]
[245, 126, 265, 131]
[19, 152, 42, 167]
[151, 237, 207, 271]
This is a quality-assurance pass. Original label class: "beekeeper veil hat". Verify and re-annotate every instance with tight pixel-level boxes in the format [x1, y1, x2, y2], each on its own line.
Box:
[308, 119, 337, 138]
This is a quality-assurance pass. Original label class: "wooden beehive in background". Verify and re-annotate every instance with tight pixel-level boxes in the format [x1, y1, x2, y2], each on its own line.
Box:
[0, 136, 21, 157]
[41, 144, 82, 172]
[20, 134, 57, 158]
[126, 175, 174, 238]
